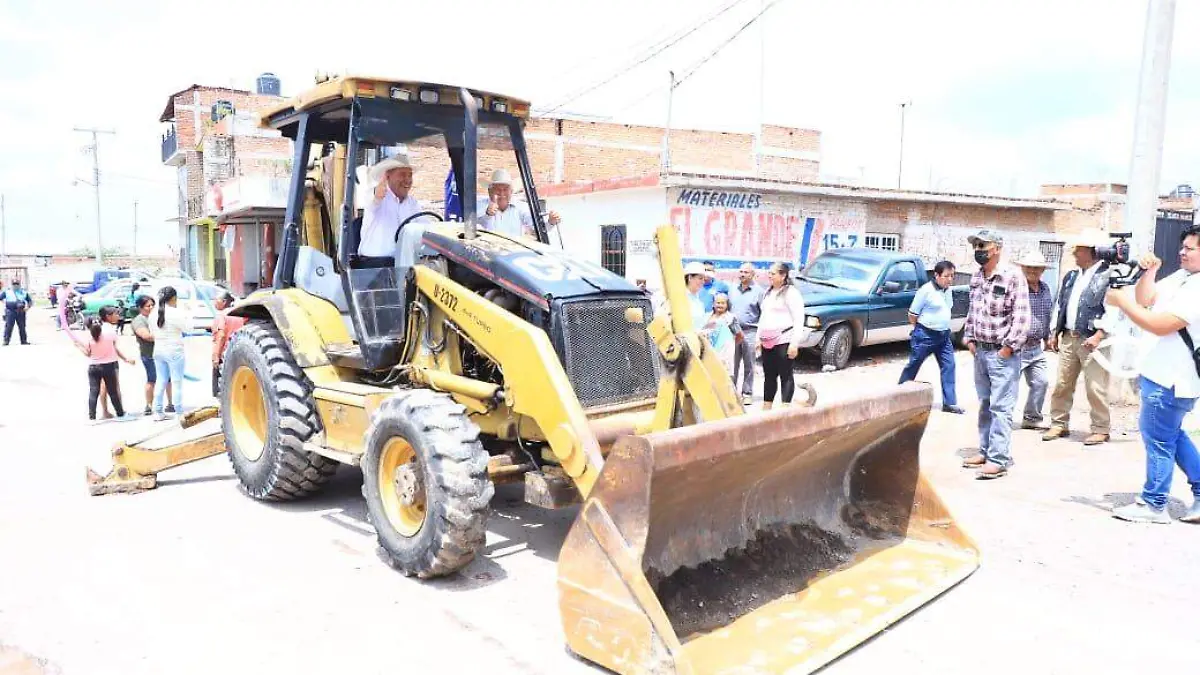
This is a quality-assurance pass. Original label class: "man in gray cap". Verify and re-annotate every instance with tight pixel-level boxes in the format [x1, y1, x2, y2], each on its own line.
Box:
[961, 229, 1031, 479]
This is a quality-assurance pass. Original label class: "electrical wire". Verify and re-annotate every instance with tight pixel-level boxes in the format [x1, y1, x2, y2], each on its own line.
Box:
[541, 0, 753, 114]
[610, 0, 782, 116]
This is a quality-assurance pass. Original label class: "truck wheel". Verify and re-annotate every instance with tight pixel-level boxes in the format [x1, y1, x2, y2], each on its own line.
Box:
[221, 322, 337, 501]
[821, 323, 853, 370]
[362, 390, 493, 579]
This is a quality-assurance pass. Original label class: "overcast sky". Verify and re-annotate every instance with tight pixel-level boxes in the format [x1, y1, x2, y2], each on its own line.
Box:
[1, 0, 1197, 255]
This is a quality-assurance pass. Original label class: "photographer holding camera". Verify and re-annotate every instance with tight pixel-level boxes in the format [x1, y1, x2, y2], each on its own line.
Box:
[1104, 224, 1200, 524]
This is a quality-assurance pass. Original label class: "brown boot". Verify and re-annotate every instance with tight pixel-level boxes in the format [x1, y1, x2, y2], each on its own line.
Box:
[1041, 426, 1069, 441]
[962, 454, 986, 468]
[1083, 433, 1110, 446]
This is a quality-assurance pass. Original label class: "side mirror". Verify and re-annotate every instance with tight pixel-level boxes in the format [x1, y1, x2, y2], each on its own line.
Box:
[879, 280, 902, 294]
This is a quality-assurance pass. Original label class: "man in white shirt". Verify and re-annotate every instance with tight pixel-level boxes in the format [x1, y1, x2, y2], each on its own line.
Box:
[1044, 230, 1112, 445]
[477, 169, 560, 239]
[359, 156, 420, 262]
[1104, 225, 1200, 524]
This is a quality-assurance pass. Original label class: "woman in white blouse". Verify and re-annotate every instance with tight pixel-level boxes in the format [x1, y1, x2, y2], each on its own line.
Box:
[756, 262, 806, 410]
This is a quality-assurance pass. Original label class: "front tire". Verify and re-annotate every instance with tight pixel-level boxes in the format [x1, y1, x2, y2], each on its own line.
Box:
[362, 390, 493, 578]
[821, 323, 853, 370]
[220, 322, 337, 501]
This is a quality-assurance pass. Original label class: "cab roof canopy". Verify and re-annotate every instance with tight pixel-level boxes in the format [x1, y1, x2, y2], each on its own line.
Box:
[258, 75, 532, 144]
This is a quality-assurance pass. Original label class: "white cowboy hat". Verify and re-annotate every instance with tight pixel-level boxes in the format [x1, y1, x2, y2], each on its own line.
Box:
[489, 168, 514, 187]
[1014, 249, 1050, 268]
[1068, 228, 1110, 250]
[683, 261, 706, 276]
[367, 155, 412, 184]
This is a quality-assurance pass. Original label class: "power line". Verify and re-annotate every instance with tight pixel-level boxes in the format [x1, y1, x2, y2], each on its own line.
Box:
[542, 0, 753, 114]
[612, 0, 782, 116]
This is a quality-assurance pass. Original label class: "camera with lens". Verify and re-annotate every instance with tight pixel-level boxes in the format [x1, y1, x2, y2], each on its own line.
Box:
[1101, 232, 1142, 288]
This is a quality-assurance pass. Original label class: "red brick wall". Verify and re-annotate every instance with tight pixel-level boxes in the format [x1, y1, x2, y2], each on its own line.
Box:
[762, 125, 820, 153]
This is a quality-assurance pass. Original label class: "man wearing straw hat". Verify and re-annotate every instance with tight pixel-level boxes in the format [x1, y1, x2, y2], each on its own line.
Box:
[1014, 249, 1055, 430]
[479, 168, 560, 239]
[358, 155, 420, 263]
[1044, 229, 1113, 446]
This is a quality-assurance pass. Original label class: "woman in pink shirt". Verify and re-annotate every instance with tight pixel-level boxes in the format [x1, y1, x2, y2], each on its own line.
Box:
[62, 303, 137, 419]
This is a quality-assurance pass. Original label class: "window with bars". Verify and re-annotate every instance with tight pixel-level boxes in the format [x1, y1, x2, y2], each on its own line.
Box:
[1039, 241, 1064, 268]
[600, 225, 627, 277]
[864, 233, 900, 251]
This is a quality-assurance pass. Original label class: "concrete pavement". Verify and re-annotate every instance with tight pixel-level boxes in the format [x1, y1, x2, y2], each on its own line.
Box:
[1, 307, 1198, 674]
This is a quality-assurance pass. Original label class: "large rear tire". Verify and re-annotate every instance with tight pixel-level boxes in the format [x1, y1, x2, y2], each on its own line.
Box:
[220, 322, 337, 501]
[361, 390, 493, 578]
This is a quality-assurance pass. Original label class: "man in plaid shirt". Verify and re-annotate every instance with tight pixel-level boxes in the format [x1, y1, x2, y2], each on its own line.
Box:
[1015, 250, 1055, 430]
[962, 229, 1031, 479]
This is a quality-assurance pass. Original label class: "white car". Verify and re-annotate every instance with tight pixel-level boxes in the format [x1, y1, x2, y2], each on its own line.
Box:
[137, 279, 223, 334]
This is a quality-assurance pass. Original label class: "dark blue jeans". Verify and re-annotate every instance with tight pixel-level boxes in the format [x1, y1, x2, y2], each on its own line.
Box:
[898, 324, 957, 406]
[1138, 377, 1200, 510]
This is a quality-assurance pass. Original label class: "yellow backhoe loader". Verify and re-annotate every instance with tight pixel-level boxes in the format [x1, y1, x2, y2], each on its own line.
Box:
[88, 75, 978, 674]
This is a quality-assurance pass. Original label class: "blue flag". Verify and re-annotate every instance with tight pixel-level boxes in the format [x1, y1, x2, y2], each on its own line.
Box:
[444, 169, 462, 221]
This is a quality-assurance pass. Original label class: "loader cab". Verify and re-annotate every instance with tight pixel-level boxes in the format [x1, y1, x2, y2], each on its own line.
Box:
[259, 77, 547, 371]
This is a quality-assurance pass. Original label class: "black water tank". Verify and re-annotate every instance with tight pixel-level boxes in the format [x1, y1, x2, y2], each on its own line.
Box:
[256, 72, 281, 96]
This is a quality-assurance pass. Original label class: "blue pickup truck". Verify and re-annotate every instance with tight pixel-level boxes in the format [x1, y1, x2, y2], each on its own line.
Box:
[793, 248, 970, 370]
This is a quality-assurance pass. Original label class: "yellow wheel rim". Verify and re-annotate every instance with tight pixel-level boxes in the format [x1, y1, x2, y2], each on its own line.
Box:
[230, 366, 268, 462]
[378, 438, 426, 537]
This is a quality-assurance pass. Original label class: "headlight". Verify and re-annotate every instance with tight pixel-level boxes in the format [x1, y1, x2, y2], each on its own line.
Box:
[418, 88, 440, 104]
[804, 316, 821, 329]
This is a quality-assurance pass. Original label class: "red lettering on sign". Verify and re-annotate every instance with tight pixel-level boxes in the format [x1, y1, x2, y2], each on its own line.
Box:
[669, 206, 692, 254]
[723, 211, 739, 256]
[704, 209, 722, 254]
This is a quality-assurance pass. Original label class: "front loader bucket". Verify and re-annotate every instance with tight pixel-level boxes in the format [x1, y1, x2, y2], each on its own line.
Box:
[558, 383, 977, 675]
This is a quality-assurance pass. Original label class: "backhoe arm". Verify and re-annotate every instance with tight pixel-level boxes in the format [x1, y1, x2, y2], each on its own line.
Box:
[646, 224, 745, 430]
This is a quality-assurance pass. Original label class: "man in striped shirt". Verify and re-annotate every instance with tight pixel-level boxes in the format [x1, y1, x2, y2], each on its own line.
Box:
[961, 229, 1032, 480]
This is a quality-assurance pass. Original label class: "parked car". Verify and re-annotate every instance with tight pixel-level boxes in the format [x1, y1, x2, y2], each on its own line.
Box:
[79, 278, 152, 317]
[793, 248, 970, 370]
[73, 268, 154, 295]
[140, 279, 225, 333]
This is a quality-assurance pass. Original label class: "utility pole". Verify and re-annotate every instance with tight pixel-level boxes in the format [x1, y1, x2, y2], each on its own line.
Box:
[1, 194, 6, 264]
[755, 0, 766, 177]
[663, 70, 676, 173]
[1126, 0, 1176, 253]
[73, 127, 115, 266]
[133, 200, 138, 257]
[897, 101, 911, 190]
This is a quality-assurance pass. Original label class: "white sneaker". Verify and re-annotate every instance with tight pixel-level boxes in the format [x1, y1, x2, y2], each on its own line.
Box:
[1112, 501, 1171, 524]
[1180, 500, 1200, 524]
[153, 412, 167, 421]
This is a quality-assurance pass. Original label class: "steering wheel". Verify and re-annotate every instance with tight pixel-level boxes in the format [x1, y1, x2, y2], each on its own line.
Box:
[395, 211, 444, 241]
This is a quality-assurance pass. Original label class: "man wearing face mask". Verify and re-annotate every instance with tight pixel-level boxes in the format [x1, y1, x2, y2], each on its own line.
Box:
[961, 229, 1031, 480]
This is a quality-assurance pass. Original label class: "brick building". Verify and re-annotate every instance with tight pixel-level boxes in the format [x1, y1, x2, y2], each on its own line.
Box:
[543, 173, 1070, 293]
[159, 77, 290, 286]
[401, 118, 821, 205]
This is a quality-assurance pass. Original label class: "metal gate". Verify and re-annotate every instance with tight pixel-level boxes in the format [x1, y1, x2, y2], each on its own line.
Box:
[1154, 210, 1195, 278]
[1039, 240, 1065, 296]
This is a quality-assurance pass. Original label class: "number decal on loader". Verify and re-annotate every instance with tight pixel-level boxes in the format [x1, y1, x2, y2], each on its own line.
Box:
[433, 284, 459, 311]
[513, 256, 578, 282]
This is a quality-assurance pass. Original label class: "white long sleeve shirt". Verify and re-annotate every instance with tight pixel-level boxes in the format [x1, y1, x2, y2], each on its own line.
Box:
[360, 190, 420, 257]
[758, 285, 807, 350]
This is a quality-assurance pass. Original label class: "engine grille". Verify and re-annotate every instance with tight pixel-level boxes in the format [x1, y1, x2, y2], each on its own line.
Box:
[559, 297, 660, 409]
